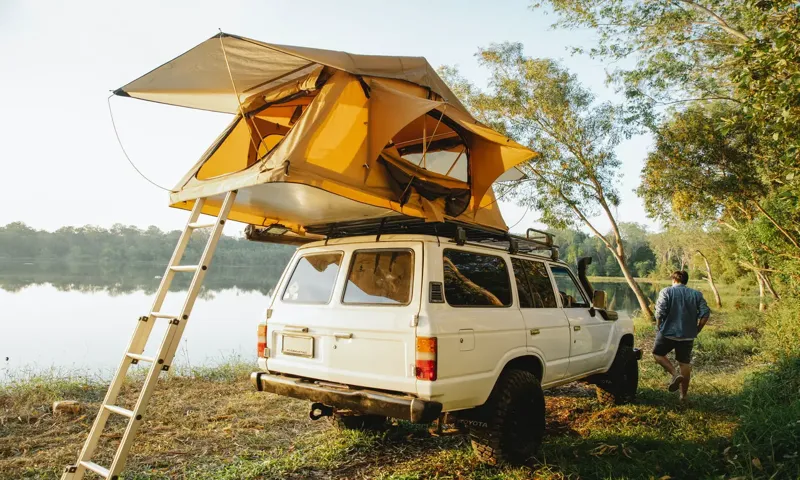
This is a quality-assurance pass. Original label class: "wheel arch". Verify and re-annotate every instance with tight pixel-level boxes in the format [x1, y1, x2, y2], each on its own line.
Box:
[620, 333, 634, 348]
[501, 354, 544, 382]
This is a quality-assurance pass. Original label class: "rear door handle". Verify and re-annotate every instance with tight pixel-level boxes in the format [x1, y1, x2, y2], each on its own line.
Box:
[334, 332, 353, 339]
[529, 329, 540, 335]
[285, 325, 309, 333]
[573, 325, 581, 331]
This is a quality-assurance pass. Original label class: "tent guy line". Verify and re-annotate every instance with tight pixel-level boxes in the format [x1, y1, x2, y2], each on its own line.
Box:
[107, 94, 173, 193]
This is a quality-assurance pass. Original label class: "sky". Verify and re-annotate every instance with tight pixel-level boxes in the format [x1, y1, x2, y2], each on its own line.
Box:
[0, 0, 656, 236]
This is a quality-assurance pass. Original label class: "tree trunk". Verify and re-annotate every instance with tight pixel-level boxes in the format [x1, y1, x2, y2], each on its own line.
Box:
[614, 251, 655, 322]
[760, 271, 780, 300]
[757, 272, 766, 312]
[696, 250, 722, 308]
[561, 192, 654, 321]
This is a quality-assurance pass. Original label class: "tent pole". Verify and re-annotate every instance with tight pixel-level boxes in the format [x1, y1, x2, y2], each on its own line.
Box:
[445, 148, 465, 176]
[425, 106, 447, 153]
[218, 32, 264, 156]
[421, 117, 427, 169]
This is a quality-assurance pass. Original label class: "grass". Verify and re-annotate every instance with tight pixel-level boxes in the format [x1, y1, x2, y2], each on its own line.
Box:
[2, 300, 799, 479]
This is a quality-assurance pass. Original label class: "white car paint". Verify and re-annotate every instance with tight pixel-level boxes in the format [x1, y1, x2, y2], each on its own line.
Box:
[258, 234, 635, 413]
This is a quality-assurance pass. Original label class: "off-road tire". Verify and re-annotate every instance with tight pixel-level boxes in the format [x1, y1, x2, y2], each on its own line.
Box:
[468, 369, 545, 465]
[331, 412, 387, 431]
[596, 344, 639, 405]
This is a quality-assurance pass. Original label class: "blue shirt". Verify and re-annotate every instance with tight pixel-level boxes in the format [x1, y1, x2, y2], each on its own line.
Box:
[654, 284, 711, 339]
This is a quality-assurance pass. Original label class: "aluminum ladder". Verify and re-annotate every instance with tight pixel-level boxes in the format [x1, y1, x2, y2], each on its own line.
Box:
[61, 191, 237, 480]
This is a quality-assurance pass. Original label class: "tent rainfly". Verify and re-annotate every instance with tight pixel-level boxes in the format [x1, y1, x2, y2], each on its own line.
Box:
[114, 32, 536, 240]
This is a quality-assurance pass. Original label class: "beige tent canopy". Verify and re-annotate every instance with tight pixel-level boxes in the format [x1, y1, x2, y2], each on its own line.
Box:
[114, 33, 537, 238]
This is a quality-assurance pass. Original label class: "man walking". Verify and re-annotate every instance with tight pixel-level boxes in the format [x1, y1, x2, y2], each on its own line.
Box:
[652, 271, 711, 402]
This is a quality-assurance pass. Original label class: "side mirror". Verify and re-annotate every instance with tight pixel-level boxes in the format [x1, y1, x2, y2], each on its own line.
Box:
[592, 290, 607, 309]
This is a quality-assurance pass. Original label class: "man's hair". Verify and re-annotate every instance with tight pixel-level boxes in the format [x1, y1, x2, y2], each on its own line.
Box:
[671, 270, 689, 285]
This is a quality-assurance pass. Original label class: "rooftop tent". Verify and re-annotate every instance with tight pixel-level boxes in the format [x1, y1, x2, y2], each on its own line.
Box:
[114, 33, 537, 236]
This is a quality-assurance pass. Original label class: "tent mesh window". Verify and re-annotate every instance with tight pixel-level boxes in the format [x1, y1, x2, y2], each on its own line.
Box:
[388, 111, 468, 182]
[196, 91, 319, 180]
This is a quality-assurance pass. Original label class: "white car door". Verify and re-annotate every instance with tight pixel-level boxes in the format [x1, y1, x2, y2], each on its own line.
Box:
[549, 264, 613, 377]
[511, 257, 570, 384]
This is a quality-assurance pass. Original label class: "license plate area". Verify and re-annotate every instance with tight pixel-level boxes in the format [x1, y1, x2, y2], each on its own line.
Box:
[281, 334, 314, 358]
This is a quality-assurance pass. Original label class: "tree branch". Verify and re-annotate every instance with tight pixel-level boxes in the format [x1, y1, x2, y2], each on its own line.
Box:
[752, 201, 800, 251]
[675, 0, 751, 42]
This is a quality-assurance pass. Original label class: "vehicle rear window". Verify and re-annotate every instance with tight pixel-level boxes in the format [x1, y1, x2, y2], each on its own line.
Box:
[282, 252, 342, 304]
[443, 249, 511, 307]
[343, 249, 414, 305]
[511, 258, 558, 308]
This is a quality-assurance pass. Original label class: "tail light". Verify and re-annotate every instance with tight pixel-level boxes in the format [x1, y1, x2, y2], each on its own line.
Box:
[415, 337, 437, 381]
[258, 323, 267, 358]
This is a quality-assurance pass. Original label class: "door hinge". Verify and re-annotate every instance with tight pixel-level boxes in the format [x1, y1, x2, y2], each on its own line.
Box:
[410, 314, 419, 327]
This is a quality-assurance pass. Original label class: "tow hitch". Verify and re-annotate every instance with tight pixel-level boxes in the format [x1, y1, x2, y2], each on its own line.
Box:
[633, 348, 643, 360]
[309, 402, 334, 420]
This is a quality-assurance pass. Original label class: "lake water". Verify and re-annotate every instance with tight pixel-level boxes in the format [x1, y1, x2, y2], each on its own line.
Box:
[0, 261, 667, 377]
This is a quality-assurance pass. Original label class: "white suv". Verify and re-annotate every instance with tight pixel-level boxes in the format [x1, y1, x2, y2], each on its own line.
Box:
[251, 226, 640, 465]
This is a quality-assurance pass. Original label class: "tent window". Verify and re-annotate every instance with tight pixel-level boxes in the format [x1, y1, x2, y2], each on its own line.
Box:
[388, 112, 468, 182]
[196, 93, 316, 181]
[257, 134, 285, 159]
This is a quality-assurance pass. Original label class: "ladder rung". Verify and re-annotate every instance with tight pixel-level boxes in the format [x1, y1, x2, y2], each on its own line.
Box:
[126, 353, 155, 363]
[104, 404, 134, 418]
[170, 265, 199, 272]
[80, 460, 110, 478]
[188, 221, 216, 229]
[151, 312, 178, 319]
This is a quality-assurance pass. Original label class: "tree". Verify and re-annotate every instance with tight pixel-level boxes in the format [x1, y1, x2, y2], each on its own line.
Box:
[440, 43, 655, 320]
[533, 0, 800, 297]
[639, 102, 800, 295]
[533, 0, 800, 175]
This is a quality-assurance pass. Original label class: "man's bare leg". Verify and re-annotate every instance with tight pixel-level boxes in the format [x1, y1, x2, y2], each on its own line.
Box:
[654, 354, 676, 376]
[678, 362, 692, 401]
[655, 354, 684, 391]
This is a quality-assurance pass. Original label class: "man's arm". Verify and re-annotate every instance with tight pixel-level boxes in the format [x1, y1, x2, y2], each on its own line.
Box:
[654, 288, 670, 328]
[697, 293, 711, 333]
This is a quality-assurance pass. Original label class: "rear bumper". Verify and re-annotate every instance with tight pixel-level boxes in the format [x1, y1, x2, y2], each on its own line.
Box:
[251, 372, 442, 424]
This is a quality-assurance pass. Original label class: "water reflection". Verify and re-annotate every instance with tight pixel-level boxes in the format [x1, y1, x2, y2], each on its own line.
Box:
[592, 280, 670, 314]
[0, 261, 286, 375]
[0, 261, 286, 296]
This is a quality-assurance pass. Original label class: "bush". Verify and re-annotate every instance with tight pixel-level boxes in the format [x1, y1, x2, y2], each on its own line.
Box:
[730, 300, 800, 478]
[760, 300, 800, 361]
[733, 357, 800, 477]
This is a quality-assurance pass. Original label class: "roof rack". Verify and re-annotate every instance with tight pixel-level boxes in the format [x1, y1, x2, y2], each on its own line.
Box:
[303, 217, 560, 261]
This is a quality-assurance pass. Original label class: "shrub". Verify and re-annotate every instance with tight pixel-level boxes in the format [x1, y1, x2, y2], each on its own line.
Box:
[760, 300, 800, 361]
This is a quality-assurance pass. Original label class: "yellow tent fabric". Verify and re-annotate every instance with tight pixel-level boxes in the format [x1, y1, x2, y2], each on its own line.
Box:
[115, 33, 538, 236]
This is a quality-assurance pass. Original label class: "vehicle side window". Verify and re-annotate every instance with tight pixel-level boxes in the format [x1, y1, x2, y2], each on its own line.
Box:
[513, 258, 558, 308]
[549, 265, 590, 308]
[343, 249, 414, 305]
[282, 252, 342, 304]
[443, 249, 511, 307]
[511, 258, 534, 308]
